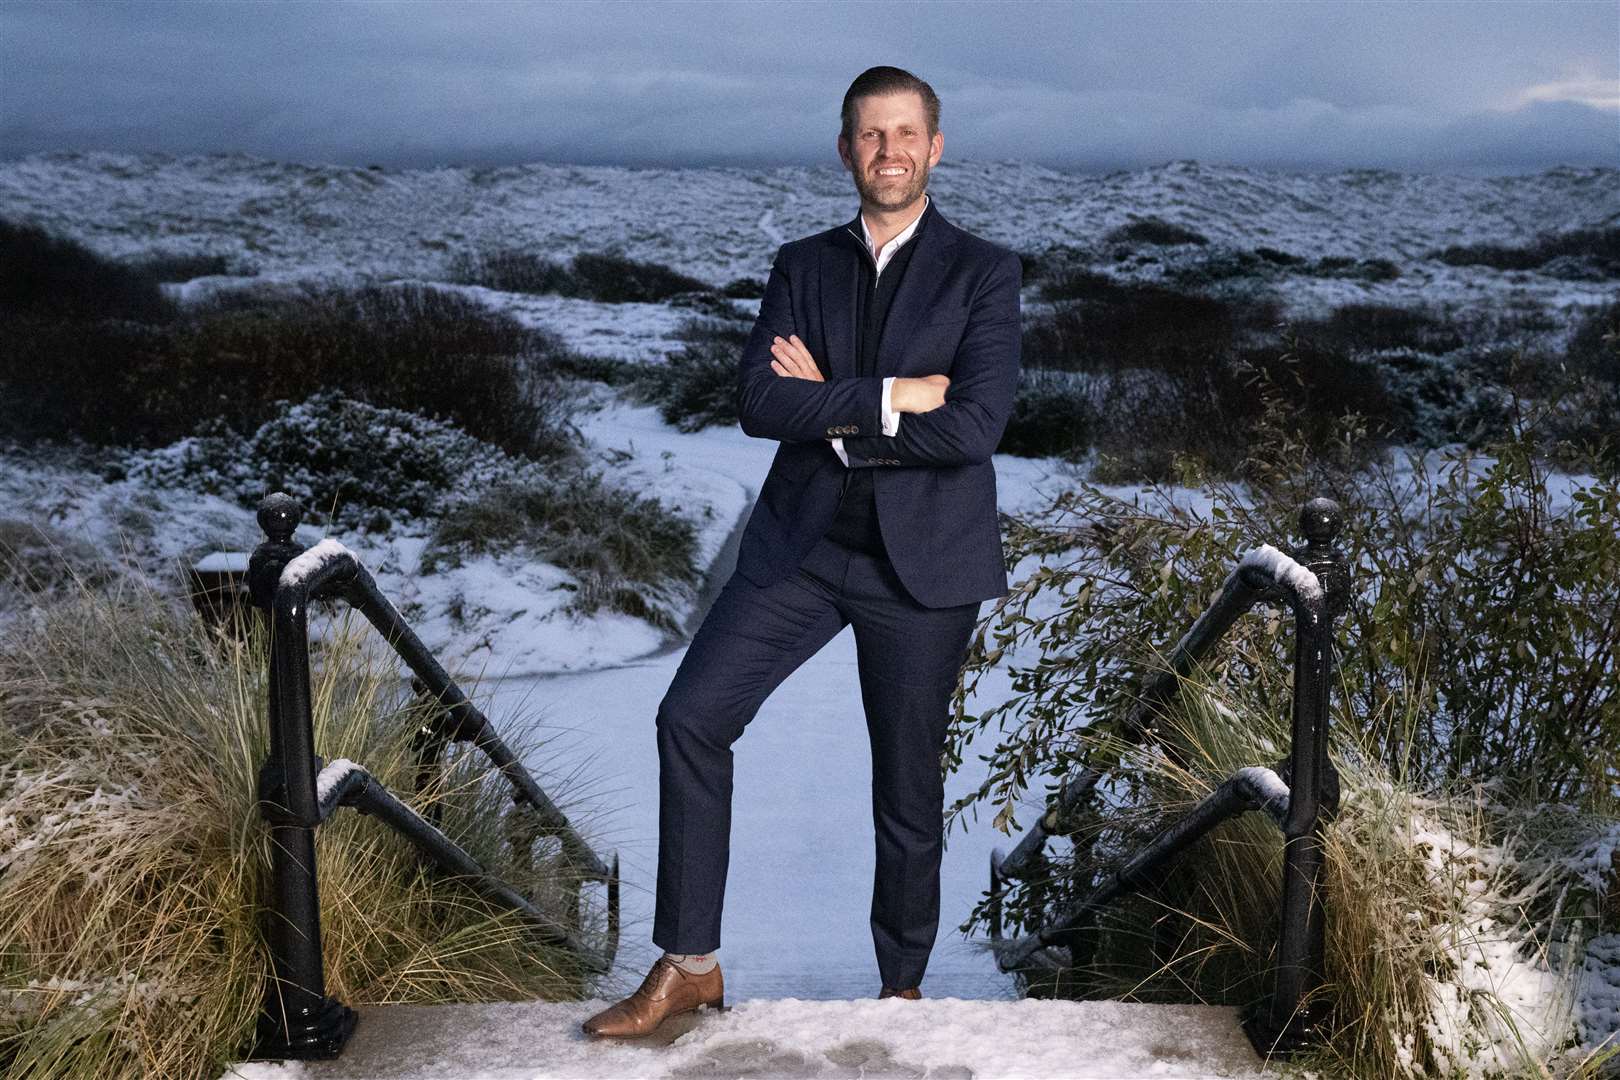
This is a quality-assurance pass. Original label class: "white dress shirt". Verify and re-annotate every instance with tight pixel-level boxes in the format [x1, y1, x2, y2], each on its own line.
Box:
[828, 193, 928, 467]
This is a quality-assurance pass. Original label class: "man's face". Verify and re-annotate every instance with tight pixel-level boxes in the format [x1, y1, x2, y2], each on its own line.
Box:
[838, 90, 942, 213]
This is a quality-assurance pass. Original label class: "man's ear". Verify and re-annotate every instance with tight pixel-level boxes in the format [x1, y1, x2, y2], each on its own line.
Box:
[837, 134, 852, 171]
[929, 130, 943, 168]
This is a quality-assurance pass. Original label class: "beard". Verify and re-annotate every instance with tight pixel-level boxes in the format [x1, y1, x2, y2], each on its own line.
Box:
[852, 154, 930, 211]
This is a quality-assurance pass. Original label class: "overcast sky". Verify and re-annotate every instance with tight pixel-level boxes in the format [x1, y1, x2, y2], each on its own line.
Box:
[2, 0, 1615, 175]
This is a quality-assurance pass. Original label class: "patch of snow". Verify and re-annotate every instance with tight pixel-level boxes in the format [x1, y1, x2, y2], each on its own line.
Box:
[193, 551, 250, 573]
[1578, 933, 1620, 1062]
[314, 759, 361, 808]
[219, 998, 1266, 1079]
[280, 538, 355, 589]
[1231, 766, 1289, 810]
[1239, 543, 1324, 603]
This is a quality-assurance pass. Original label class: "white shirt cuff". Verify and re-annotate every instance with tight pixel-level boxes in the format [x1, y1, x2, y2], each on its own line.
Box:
[880, 376, 901, 436]
[830, 437, 850, 467]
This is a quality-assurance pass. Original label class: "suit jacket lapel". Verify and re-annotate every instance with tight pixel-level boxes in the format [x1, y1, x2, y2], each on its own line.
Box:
[875, 213, 957, 375]
[818, 201, 959, 381]
[819, 214, 862, 381]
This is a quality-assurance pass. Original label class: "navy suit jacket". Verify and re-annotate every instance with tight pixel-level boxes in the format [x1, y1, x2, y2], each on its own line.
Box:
[733, 198, 1023, 609]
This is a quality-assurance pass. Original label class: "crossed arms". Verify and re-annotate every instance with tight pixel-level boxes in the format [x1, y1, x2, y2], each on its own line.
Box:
[735, 243, 1022, 467]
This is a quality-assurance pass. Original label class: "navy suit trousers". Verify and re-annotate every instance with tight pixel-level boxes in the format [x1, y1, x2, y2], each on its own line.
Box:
[652, 531, 981, 990]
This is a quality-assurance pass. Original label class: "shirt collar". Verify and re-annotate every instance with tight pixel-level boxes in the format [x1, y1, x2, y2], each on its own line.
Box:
[856, 192, 930, 260]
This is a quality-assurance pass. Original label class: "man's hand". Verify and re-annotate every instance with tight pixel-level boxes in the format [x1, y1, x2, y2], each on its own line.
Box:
[891, 374, 950, 413]
[769, 334, 824, 382]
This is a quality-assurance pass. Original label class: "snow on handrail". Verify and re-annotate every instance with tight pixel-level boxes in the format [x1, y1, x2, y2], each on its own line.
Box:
[279, 537, 355, 589]
[1238, 543, 1323, 603]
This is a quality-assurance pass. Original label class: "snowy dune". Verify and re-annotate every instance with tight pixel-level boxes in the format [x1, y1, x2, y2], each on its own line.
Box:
[3, 151, 1617, 334]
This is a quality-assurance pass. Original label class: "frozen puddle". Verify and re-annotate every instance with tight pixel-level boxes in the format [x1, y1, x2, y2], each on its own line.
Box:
[225, 998, 1267, 1079]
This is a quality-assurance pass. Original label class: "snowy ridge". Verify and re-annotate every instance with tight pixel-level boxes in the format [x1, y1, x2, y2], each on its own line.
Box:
[3, 151, 1616, 319]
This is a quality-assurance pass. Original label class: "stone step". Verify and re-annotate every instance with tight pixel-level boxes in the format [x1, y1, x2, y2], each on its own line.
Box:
[234, 997, 1267, 1079]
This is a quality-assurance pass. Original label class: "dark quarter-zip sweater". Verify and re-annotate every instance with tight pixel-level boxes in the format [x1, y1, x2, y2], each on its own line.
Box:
[821, 199, 931, 557]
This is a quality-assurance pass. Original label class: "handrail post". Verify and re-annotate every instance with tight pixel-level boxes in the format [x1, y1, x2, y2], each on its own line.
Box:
[1246, 496, 1349, 1055]
[247, 493, 358, 1060]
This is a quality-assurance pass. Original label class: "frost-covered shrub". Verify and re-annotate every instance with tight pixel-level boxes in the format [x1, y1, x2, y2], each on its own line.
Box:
[1566, 299, 1620, 387]
[421, 472, 702, 632]
[1297, 302, 1468, 356]
[1028, 271, 1281, 373]
[721, 276, 764, 299]
[0, 278, 578, 458]
[445, 248, 574, 294]
[125, 390, 544, 532]
[1103, 217, 1209, 247]
[177, 281, 579, 460]
[999, 369, 1096, 461]
[124, 248, 245, 282]
[664, 290, 750, 320]
[634, 317, 748, 433]
[1253, 246, 1303, 266]
[1433, 226, 1620, 276]
[1163, 246, 1271, 286]
[449, 247, 712, 303]
[1307, 255, 1402, 282]
[1361, 346, 1513, 447]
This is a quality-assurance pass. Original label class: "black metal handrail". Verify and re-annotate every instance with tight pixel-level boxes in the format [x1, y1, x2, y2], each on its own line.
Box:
[986, 497, 1350, 1059]
[245, 493, 620, 1061]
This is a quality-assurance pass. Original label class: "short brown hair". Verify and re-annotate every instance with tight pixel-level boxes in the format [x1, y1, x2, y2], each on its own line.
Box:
[840, 66, 940, 143]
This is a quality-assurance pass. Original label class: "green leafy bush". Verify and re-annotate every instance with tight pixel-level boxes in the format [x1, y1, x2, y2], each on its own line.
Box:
[944, 388, 1618, 1072]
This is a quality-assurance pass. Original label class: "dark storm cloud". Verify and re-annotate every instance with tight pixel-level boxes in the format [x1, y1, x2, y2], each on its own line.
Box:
[1, 0, 1614, 173]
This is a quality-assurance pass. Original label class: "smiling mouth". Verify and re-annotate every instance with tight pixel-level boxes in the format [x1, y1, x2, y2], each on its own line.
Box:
[874, 166, 908, 179]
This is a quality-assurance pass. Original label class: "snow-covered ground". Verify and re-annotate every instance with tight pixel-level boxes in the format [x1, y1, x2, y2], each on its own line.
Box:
[3, 151, 1618, 335]
[3, 151, 1616, 1077]
[225, 998, 1267, 1080]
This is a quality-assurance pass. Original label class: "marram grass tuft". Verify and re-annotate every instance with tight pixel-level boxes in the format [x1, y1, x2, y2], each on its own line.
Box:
[0, 573, 600, 1079]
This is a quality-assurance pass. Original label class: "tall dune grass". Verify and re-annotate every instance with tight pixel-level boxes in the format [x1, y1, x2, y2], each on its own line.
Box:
[1044, 664, 1604, 1076]
[0, 571, 599, 1079]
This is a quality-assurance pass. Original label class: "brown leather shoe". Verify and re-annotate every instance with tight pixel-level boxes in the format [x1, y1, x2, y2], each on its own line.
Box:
[581, 956, 726, 1037]
[879, 986, 922, 1000]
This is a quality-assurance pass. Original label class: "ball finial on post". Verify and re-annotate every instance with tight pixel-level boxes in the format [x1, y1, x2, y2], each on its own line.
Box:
[258, 493, 303, 545]
[1299, 497, 1342, 548]
[249, 493, 307, 610]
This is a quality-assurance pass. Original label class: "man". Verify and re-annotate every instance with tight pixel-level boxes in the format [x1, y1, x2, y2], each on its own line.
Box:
[582, 65, 1022, 1038]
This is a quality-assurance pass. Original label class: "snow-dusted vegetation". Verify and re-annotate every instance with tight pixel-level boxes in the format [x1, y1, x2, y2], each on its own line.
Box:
[1, 151, 1617, 1077]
